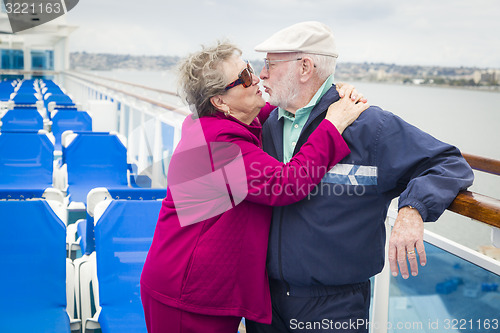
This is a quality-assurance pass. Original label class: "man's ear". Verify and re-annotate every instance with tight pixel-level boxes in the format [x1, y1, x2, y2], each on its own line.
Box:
[299, 57, 315, 83]
[210, 95, 230, 113]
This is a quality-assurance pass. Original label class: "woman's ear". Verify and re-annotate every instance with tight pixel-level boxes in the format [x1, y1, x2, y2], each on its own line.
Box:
[210, 95, 230, 112]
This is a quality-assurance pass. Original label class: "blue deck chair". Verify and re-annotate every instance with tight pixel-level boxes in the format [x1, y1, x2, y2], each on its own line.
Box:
[73, 187, 166, 255]
[0, 108, 44, 131]
[0, 200, 70, 333]
[51, 110, 92, 151]
[42, 85, 64, 95]
[40, 85, 63, 98]
[0, 80, 15, 101]
[45, 93, 75, 113]
[0, 130, 54, 191]
[15, 79, 36, 90]
[63, 132, 129, 204]
[12, 92, 39, 105]
[83, 199, 161, 333]
[45, 93, 73, 104]
[40, 79, 63, 91]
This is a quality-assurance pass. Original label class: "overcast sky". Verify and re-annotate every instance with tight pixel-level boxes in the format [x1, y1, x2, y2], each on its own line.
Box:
[65, 0, 500, 68]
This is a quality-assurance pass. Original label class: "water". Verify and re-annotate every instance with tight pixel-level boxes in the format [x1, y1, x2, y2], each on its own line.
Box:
[85, 69, 178, 93]
[90, 69, 500, 250]
[348, 82, 500, 162]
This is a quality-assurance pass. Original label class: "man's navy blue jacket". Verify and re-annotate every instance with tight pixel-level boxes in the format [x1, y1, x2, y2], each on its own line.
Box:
[262, 86, 474, 287]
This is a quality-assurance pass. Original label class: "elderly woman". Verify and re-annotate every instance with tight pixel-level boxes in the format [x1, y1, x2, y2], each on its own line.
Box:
[140, 41, 368, 333]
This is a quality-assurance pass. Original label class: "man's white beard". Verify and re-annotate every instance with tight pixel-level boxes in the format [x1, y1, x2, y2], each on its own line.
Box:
[267, 70, 300, 111]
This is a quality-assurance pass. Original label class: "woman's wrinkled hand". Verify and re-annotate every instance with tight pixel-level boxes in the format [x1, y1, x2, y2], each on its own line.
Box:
[336, 82, 368, 104]
[326, 85, 370, 134]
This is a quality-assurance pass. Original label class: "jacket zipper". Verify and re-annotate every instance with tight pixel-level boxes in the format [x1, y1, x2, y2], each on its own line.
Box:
[278, 207, 291, 296]
[275, 95, 332, 297]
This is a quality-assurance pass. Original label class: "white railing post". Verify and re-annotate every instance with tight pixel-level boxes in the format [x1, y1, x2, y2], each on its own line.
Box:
[492, 227, 500, 248]
[370, 211, 395, 333]
[152, 119, 164, 188]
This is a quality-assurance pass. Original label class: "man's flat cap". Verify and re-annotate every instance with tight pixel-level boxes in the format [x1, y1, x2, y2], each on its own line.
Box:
[255, 21, 338, 58]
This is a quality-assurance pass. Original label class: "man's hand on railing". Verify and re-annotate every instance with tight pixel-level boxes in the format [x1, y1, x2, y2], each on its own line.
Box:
[388, 206, 427, 279]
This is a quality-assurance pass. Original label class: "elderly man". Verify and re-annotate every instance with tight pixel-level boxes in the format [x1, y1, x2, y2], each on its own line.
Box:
[246, 22, 474, 333]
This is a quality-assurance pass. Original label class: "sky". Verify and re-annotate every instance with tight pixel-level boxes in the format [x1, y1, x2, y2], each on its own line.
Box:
[64, 0, 500, 69]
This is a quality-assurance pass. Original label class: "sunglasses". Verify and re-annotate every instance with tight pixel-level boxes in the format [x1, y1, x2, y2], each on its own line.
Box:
[225, 62, 255, 90]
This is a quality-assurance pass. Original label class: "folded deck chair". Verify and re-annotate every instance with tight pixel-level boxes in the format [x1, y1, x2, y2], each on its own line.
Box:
[61, 131, 129, 205]
[0, 108, 44, 131]
[0, 199, 78, 332]
[0, 130, 54, 192]
[72, 187, 166, 255]
[51, 110, 92, 151]
[78, 199, 161, 333]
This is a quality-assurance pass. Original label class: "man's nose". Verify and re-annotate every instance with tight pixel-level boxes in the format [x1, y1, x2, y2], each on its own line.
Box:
[259, 66, 269, 80]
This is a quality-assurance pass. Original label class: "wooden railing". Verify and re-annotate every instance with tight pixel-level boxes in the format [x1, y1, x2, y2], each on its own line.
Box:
[462, 153, 500, 176]
[447, 153, 500, 228]
[0, 69, 60, 76]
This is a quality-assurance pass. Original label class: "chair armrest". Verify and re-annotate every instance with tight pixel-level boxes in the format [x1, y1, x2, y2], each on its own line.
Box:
[79, 253, 100, 329]
[69, 317, 82, 332]
[66, 259, 81, 331]
[73, 255, 92, 321]
[53, 162, 68, 193]
[67, 222, 81, 257]
[84, 317, 101, 331]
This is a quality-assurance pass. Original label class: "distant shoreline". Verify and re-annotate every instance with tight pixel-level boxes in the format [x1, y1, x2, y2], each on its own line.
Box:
[340, 79, 500, 93]
[73, 52, 500, 92]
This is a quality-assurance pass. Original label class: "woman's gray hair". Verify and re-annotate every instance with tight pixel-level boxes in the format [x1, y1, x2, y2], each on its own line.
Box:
[177, 41, 241, 118]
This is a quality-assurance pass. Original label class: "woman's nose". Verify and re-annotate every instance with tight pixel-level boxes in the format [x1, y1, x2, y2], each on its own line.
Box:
[252, 73, 260, 85]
